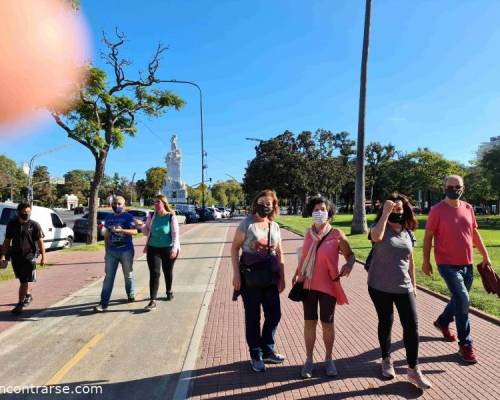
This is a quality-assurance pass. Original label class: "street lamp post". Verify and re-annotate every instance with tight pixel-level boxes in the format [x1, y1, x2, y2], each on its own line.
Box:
[27, 144, 73, 206]
[158, 79, 206, 208]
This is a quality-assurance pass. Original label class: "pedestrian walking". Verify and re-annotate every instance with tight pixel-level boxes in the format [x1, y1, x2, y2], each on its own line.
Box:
[291, 196, 355, 378]
[137, 195, 180, 311]
[423, 175, 491, 363]
[368, 193, 431, 389]
[1, 203, 46, 315]
[231, 189, 286, 372]
[94, 196, 138, 312]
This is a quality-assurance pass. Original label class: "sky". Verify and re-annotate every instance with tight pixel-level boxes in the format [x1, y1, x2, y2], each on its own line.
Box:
[1, 0, 499, 186]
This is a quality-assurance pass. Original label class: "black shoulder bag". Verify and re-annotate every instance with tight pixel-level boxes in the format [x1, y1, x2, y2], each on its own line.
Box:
[240, 223, 275, 288]
[288, 228, 332, 302]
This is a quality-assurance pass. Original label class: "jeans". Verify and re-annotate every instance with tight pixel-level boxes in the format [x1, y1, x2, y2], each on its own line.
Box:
[368, 286, 419, 368]
[240, 284, 281, 360]
[100, 248, 135, 307]
[146, 246, 176, 299]
[437, 264, 473, 346]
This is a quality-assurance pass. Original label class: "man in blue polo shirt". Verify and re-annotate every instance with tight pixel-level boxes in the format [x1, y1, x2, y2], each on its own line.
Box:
[94, 196, 138, 312]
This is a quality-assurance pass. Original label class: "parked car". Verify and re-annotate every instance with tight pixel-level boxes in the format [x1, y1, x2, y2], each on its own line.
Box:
[208, 207, 222, 220]
[174, 210, 186, 224]
[73, 210, 113, 242]
[127, 208, 153, 231]
[196, 207, 215, 222]
[217, 207, 230, 219]
[0, 203, 74, 250]
[184, 210, 200, 224]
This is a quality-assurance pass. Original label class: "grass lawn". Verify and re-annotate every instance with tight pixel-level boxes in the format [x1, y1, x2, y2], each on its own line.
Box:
[277, 214, 500, 318]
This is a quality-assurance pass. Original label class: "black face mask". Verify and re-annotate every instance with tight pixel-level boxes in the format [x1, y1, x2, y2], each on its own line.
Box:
[445, 188, 463, 200]
[388, 212, 404, 224]
[256, 204, 273, 218]
[19, 213, 30, 221]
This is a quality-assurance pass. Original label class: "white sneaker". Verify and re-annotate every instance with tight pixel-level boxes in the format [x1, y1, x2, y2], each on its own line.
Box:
[301, 359, 314, 379]
[325, 359, 338, 376]
[381, 357, 395, 378]
[408, 366, 432, 390]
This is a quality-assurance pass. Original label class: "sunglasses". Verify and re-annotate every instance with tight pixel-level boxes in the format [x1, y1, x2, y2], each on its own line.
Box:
[446, 185, 463, 190]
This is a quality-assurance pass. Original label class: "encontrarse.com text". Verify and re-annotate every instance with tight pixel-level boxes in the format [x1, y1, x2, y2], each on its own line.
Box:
[0, 385, 103, 395]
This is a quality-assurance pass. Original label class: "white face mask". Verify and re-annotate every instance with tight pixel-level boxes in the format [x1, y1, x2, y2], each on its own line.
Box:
[312, 210, 329, 225]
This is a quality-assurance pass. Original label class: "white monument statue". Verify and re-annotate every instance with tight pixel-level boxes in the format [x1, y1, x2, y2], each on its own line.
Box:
[163, 134, 187, 204]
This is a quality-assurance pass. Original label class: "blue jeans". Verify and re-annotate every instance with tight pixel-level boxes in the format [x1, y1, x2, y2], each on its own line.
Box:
[437, 264, 473, 346]
[240, 284, 281, 360]
[100, 248, 135, 307]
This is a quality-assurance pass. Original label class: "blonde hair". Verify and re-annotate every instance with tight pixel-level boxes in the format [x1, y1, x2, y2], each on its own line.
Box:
[113, 196, 126, 205]
[155, 194, 174, 213]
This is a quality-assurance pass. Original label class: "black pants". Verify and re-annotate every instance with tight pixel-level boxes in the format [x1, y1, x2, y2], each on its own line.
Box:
[240, 284, 281, 360]
[146, 246, 176, 300]
[368, 286, 419, 368]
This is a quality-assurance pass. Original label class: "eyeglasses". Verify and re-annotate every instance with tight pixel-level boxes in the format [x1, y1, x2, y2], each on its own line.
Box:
[446, 185, 463, 190]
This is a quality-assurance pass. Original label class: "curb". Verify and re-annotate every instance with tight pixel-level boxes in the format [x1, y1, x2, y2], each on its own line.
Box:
[416, 284, 500, 326]
[278, 223, 500, 327]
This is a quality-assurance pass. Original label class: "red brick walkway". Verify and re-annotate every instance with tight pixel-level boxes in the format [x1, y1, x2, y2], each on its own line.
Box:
[190, 225, 500, 399]
[0, 224, 197, 333]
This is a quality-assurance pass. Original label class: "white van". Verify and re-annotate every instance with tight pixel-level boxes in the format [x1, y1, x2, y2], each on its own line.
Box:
[0, 203, 75, 250]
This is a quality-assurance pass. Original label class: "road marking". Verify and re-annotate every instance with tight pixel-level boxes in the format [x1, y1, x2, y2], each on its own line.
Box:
[173, 224, 231, 400]
[45, 333, 104, 385]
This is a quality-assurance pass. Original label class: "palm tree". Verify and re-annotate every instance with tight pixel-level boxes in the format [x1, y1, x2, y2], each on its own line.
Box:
[351, 0, 372, 234]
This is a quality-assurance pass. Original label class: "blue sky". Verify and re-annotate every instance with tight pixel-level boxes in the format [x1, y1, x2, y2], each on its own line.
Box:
[1, 0, 499, 185]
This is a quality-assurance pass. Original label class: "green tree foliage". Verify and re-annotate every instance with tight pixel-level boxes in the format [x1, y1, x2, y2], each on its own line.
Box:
[479, 146, 500, 213]
[0, 155, 27, 202]
[61, 169, 93, 202]
[366, 142, 396, 205]
[210, 180, 244, 206]
[50, 30, 184, 243]
[32, 166, 57, 207]
[243, 130, 356, 210]
[144, 167, 167, 199]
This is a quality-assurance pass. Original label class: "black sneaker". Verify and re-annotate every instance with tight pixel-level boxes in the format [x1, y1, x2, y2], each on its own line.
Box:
[250, 358, 266, 372]
[93, 305, 108, 313]
[22, 294, 33, 306]
[166, 292, 174, 301]
[11, 303, 24, 315]
[263, 352, 286, 364]
[144, 300, 157, 311]
[128, 296, 136, 302]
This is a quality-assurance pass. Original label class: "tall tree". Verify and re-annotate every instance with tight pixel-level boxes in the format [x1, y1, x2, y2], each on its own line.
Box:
[365, 142, 395, 208]
[145, 167, 167, 199]
[51, 31, 184, 243]
[351, 0, 372, 234]
[479, 146, 500, 214]
[0, 155, 26, 202]
[32, 166, 56, 206]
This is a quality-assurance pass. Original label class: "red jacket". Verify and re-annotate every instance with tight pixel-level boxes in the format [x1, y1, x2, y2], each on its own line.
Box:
[477, 263, 500, 297]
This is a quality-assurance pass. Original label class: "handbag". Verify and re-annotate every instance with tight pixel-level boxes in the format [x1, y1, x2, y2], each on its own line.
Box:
[240, 223, 275, 288]
[288, 228, 332, 302]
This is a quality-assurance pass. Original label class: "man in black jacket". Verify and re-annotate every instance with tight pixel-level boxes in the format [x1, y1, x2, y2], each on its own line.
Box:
[1, 203, 46, 315]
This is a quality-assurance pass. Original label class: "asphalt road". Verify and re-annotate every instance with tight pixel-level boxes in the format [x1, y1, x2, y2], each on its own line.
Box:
[0, 221, 233, 400]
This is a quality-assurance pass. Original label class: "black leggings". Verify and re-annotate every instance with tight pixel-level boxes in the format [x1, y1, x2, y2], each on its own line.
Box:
[146, 246, 176, 300]
[368, 286, 419, 368]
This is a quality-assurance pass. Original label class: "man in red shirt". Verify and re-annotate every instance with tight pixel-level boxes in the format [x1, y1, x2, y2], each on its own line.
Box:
[423, 175, 491, 364]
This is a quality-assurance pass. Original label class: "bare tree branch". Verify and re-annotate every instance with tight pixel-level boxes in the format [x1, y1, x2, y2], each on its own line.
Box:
[51, 112, 98, 158]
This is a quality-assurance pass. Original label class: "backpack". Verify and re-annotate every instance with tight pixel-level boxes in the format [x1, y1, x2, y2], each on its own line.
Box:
[364, 227, 416, 272]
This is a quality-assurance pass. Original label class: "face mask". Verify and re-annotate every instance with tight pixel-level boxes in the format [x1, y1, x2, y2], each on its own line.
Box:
[388, 212, 404, 224]
[112, 205, 123, 214]
[19, 213, 30, 221]
[445, 188, 463, 200]
[312, 210, 329, 225]
[256, 204, 273, 217]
